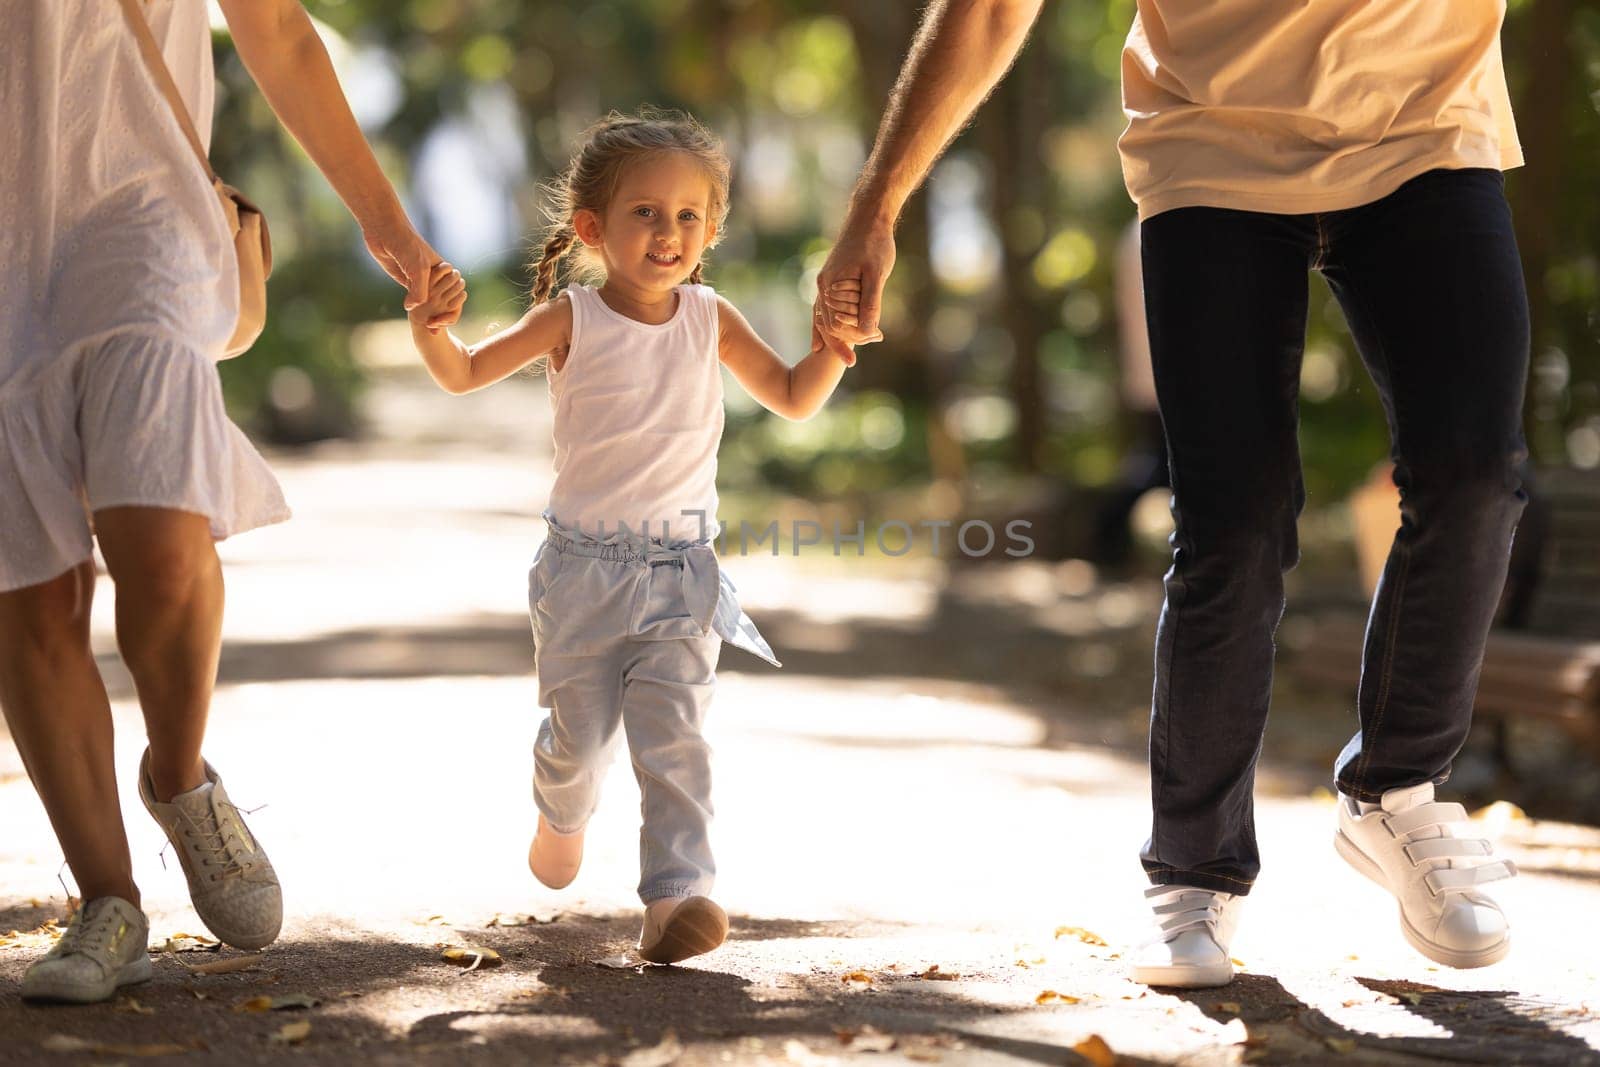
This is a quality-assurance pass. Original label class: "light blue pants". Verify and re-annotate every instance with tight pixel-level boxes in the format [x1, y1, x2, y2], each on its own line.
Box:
[528, 517, 777, 903]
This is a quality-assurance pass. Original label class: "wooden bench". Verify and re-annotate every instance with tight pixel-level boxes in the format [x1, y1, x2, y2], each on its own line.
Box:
[1294, 467, 1600, 757]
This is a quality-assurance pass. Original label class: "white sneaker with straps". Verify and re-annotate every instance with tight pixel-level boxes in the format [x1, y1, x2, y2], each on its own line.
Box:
[1130, 884, 1242, 988]
[1336, 782, 1515, 968]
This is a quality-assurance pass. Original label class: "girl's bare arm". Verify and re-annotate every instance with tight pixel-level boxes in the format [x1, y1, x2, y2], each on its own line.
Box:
[411, 284, 572, 396]
[717, 296, 851, 421]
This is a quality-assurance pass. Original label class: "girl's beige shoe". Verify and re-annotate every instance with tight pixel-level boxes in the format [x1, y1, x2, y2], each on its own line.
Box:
[638, 895, 728, 965]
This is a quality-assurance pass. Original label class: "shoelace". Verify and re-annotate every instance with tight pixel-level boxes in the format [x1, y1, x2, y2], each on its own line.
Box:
[50, 903, 128, 967]
[1144, 885, 1228, 942]
[179, 800, 260, 882]
[1381, 800, 1517, 897]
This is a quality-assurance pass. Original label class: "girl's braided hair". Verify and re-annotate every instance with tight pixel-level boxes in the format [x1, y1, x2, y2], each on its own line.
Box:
[530, 108, 731, 304]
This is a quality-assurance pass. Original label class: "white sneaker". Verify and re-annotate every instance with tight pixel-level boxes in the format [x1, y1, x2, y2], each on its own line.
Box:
[637, 896, 728, 965]
[1130, 884, 1241, 988]
[1336, 783, 1514, 968]
[139, 750, 282, 950]
[21, 897, 152, 1004]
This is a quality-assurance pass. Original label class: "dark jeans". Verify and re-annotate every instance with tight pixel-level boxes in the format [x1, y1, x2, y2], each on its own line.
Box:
[1138, 168, 1530, 895]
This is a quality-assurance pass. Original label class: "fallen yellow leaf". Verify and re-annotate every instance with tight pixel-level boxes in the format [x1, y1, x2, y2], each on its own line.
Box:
[442, 946, 503, 971]
[233, 993, 319, 1013]
[1054, 926, 1108, 946]
[40, 1036, 198, 1057]
[152, 932, 219, 954]
[918, 965, 959, 981]
[1071, 1034, 1117, 1067]
[1470, 800, 1526, 823]
[270, 1020, 312, 1045]
[834, 1025, 896, 1052]
[488, 912, 561, 927]
[1036, 990, 1082, 1005]
[184, 955, 260, 976]
[841, 970, 874, 987]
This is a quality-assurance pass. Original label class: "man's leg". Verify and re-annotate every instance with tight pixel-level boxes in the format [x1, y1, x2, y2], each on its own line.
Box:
[1138, 206, 1317, 894]
[1318, 168, 1526, 969]
[0, 562, 139, 904]
[1322, 169, 1530, 799]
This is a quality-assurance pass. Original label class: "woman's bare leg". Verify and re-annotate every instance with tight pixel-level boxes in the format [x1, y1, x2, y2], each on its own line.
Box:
[94, 507, 221, 803]
[0, 561, 139, 904]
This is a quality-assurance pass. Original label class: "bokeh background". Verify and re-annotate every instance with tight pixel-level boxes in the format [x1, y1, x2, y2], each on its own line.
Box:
[203, 0, 1600, 816]
[214, 1, 1600, 486]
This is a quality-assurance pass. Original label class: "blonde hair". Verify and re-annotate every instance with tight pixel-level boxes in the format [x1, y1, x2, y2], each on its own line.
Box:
[530, 108, 731, 304]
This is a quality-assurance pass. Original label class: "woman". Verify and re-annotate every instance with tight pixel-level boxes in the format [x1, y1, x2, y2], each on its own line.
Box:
[0, 0, 458, 1002]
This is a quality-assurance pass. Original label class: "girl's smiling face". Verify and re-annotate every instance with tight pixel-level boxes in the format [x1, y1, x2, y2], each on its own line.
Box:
[575, 150, 718, 299]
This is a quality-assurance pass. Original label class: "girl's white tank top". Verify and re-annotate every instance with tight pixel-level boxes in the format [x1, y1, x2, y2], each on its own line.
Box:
[546, 284, 724, 543]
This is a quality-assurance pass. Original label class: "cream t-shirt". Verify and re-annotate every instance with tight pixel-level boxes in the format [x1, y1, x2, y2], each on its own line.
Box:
[1118, 0, 1523, 219]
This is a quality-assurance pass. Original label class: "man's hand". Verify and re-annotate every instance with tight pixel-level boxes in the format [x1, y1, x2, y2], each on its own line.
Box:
[813, 219, 895, 352]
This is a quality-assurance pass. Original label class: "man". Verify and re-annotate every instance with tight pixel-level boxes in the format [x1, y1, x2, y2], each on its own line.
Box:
[816, 0, 1526, 987]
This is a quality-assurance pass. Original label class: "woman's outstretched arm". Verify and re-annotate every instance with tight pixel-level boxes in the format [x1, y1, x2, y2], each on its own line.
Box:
[215, 0, 443, 317]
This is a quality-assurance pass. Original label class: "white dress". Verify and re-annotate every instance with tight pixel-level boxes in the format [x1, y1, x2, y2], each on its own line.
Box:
[0, 0, 289, 592]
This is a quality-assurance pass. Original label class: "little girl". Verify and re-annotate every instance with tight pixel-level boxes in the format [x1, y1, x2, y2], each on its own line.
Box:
[407, 110, 857, 964]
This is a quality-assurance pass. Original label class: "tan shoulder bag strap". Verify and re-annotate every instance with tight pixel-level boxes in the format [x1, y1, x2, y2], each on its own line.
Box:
[114, 0, 218, 183]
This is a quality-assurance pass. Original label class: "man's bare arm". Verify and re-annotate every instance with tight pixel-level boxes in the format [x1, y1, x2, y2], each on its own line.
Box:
[816, 0, 1045, 345]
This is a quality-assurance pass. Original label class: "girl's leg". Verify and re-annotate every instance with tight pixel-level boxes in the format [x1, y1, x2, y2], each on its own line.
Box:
[0, 561, 139, 904]
[533, 655, 626, 833]
[92, 506, 221, 802]
[621, 634, 720, 904]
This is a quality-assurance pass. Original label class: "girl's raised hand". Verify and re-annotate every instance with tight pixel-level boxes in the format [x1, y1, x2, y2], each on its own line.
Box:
[409, 262, 468, 333]
[810, 278, 862, 365]
[822, 277, 863, 328]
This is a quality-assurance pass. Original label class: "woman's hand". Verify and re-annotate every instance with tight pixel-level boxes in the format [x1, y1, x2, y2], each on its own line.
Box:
[364, 218, 445, 314]
[407, 262, 467, 334]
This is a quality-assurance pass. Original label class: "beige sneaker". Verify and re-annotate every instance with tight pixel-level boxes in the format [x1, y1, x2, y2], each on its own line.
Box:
[637, 896, 728, 965]
[528, 814, 585, 890]
[21, 897, 152, 1003]
[139, 750, 282, 950]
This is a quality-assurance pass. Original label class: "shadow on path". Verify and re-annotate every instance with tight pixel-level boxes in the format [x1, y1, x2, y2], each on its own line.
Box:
[1172, 973, 1600, 1067]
